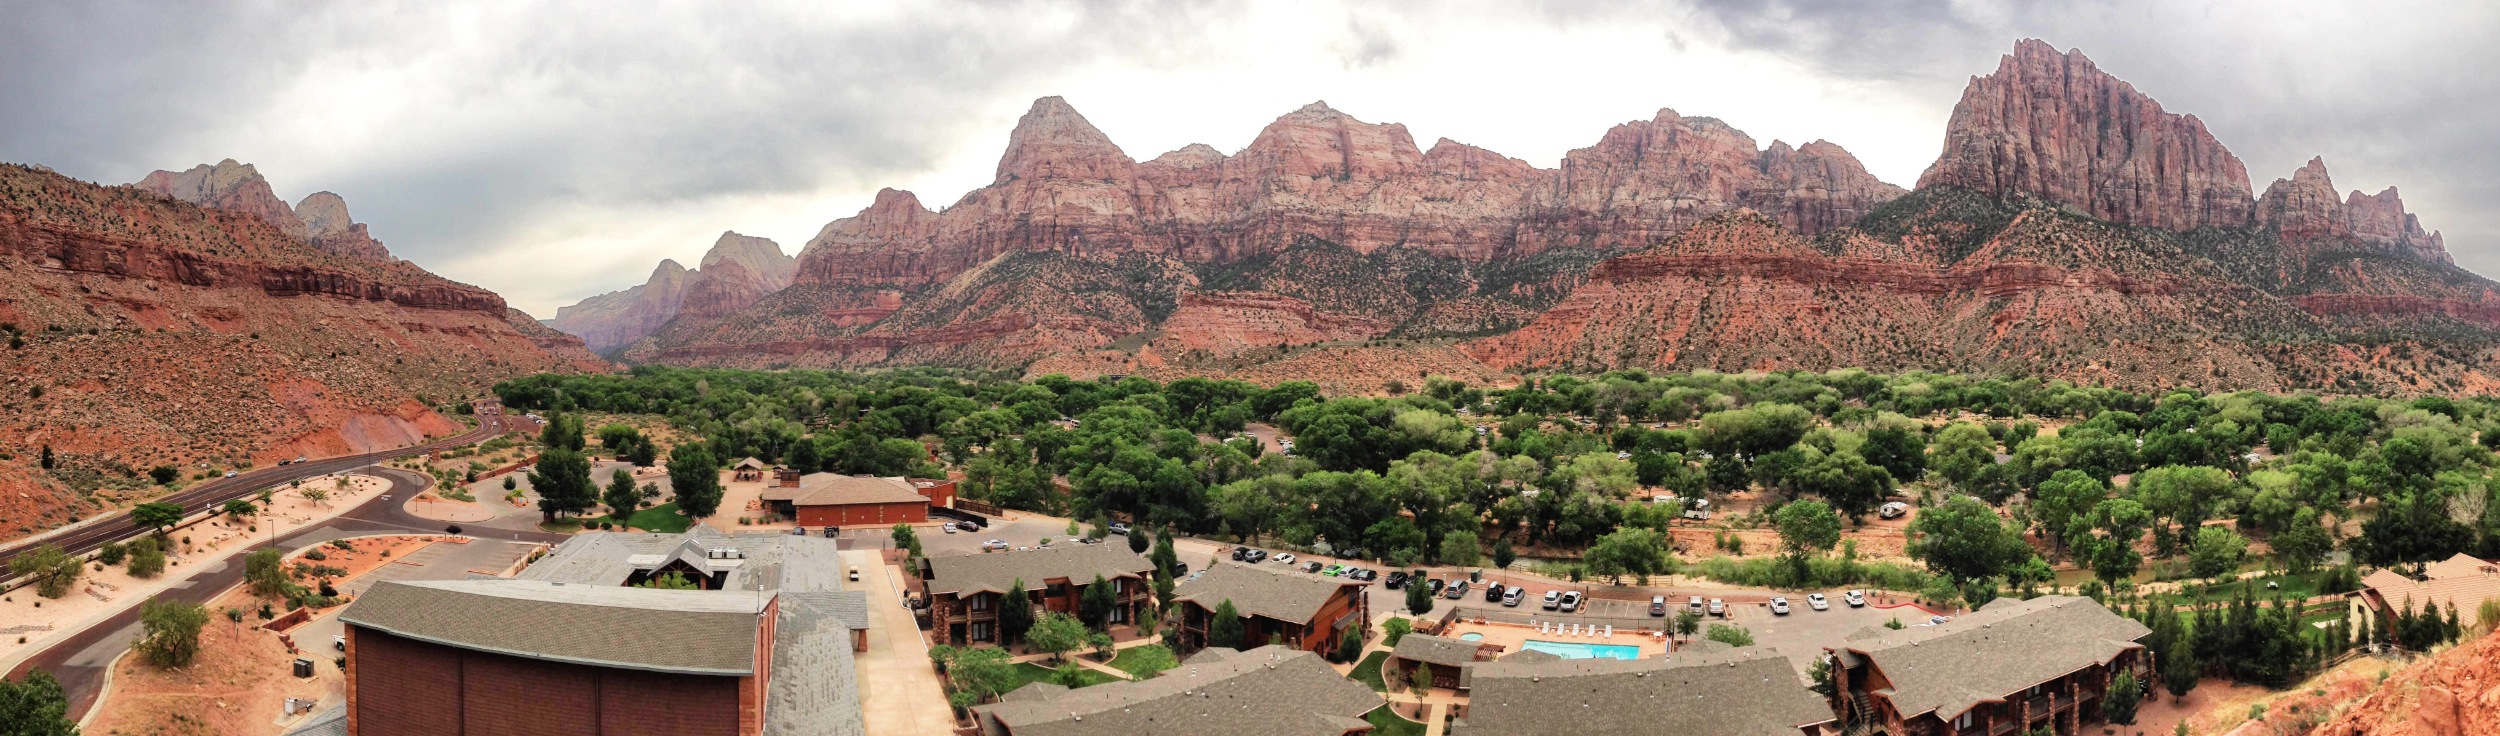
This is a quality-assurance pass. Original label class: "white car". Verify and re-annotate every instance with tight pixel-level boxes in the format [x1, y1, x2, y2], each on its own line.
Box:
[941, 524, 957, 534]
[1273, 553, 1297, 565]
[1879, 502, 1910, 519]
[1707, 598, 1725, 617]
[333, 635, 346, 651]
[1542, 590, 1562, 610]
[1807, 593, 1829, 611]
[1844, 590, 1866, 607]
[1771, 597, 1791, 615]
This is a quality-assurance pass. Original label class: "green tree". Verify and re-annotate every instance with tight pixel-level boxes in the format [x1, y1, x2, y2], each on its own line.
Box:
[1149, 532, 1179, 580]
[638, 571, 697, 589]
[244, 547, 296, 599]
[2105, 671, 2141, 726]
[539, 412, 586, 451]
[1025, 612, 1088, 662]
[1437, 530, 1482, 567]
[1128, 526, 1150, 554]
[1123, 644, 1179, 679]
[1704, 623, 1755, 647]
[125, 537, 166, 578]
[937, 646, 1016, 703]
[131, 502, 184, 537]
[1905, 496, 2032, 583]
[220, 498, 257, 524]
[2078, 499, 2154, 585]
[1792, 449, 1894, 520]
[2271, 508, 2333, 574]
[1410, 657, 1434, 692]
[891, 523, 924, 561]
[1583, 528, 1670, 585]
[666, 444, 724, 519]
[2188, 526, 2247, 582]
[998, 579, 1035, 646]
[1775, 499, 1844, 577]
[1382, 617, 1413, 647]
[1491, 538, 1516, 569]
[603, 468, 642, 525]
[1405, 577, 1435, 616]
[1208, 599, 1246, 649]
[502, 476, 517, 492]
[1674, 608, 1702, 640]
[1079, 575, 1117, 631]
[7, 544, 80, 599]
[1928, 422, 1997, 488]
[0, 668, 77, 736]
[529, 448, 597, 523]
[147, 464, 179, 485]
[135, 597, 209, 668]
[2031, 469, 2107, 551]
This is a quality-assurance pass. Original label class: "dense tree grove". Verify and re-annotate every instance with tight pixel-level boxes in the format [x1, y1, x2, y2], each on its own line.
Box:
[502, 367, 2500, 572]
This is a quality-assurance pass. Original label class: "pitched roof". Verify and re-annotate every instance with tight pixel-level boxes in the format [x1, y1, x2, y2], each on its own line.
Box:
[2365, 553, 2500, 630]
[516, 529, 846, 592]
[970, 646, 1380, 736]
[342, 579, 766, 675]
[1392, 634, 1490, 668]
[1174, 561, 1360, 624]
[734, 457, 770, 470]
[1453, 646, 1832, 736]
[1840, 595, 2149, 721]
[780, 473, 926, 506]
[765, 592, 868, 736]
[923, 544, 1153, 597]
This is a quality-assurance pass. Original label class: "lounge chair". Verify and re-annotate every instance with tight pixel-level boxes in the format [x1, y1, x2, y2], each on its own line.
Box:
[1538, 621, 1549, 634]
[1603, 624, 1613, 638]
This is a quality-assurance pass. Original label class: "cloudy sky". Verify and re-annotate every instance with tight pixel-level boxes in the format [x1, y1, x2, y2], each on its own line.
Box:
[5, 1, 2495, 316]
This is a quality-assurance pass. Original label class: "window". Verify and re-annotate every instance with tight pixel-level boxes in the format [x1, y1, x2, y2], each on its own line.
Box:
[970, 622, 993, 642]
[1953, 711, 1972, 729]
[1046, 583, 1069, 597]
[969, 594, 990, 612]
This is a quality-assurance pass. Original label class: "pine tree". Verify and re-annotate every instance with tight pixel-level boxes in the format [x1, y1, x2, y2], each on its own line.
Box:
[999, 579, 1035, 647]
[1209, 599, 1245, 650]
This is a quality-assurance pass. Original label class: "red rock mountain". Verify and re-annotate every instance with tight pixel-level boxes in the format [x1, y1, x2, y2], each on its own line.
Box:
[135, 159, 394, 261]
[608, 39, 2494, 396]
[0, 163, 603, 540]
[1919, 39, 2255, 231]
[621, 96, 1900, 368]
[547, 231, 794, 354]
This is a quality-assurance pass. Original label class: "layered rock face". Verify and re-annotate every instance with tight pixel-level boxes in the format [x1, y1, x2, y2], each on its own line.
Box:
[0, 163, 604, 539]
[545, 231, 792, 353]
[2257, 157, 2451, 264]
[1919, 39, 2254, 231]
[134, 160, 395, 260]
[786, 96, 1900, 290]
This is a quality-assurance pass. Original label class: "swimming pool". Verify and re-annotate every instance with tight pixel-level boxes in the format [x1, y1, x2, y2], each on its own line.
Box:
[1520, 640, 1642, 660]
[1457, 632, 1485, 642]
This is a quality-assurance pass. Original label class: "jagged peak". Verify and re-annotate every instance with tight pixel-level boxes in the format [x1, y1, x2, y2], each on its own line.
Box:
[294, 191, 354, 235]
[994, 95, 1131, 183]
[652, 258, 688, 276]
[1288, 100, 1346, 119]
[867, 187, 929, 214]
[699, 231, 789, 272]
[1145, 143, 1226, 170]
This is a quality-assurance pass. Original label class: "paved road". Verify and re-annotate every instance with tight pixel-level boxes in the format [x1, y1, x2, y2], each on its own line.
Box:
[4, 462, 571, 720]
[0, 402, 522, 581]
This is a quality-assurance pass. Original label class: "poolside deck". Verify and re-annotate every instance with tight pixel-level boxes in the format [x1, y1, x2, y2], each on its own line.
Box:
[1434, 617, 1672, 660]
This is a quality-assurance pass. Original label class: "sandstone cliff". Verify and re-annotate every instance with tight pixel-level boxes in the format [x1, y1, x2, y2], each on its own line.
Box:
[2308, 630, 2500, 736]
[547, 231, 793, 354]
[0, 163, 603, 540]
[1920, 39, 2255, 231]
[134, 160, 394, 261]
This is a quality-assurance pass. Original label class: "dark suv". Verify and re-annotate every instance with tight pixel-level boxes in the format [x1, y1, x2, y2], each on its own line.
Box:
[1383, 571, 1410, 589]
[1482, 582, 1506, 602]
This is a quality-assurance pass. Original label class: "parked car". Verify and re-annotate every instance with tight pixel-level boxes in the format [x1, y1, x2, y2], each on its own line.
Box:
[1688, 595, 1704, 613]
[1807, 593, 1829, 611]
[983, 539, 1009, 551]
[1349, 568, 1377, 581]
[1444, 580, 1470, 599]
[1708, 598, 1726, 617]
[1170, 562, 1189, 577]
[1542, 590, 1562, 610]
[822, 527, 837, 538]
[1107, 522, 1131, 536]
[1844, 590, 1866, 607]
[1649, 595, 1667, 616]
[940, 523, 956, 534]
[1384, 571, 1410, 589]
[1682, 507, 1712, 521]
[1274, 553, 1297, 565]
[1559, 591, 1583, 612]
[1502, 587, 1526, 607]
[1322, 564, 1344, 576]
[792, 526, 809, 536]
[1245, 549, 1268, 563]
[1300, 561, 1323, 574]
[1425, 579, 1446, 596]
[1929, 615, 1952, 626]
[1771, 597, 1791, 615]
[1231, 547, 1251, 561]
[1483, 582, 1506, 602]
[1879, 501, 1910, 519]
[334, 635, 346, 651]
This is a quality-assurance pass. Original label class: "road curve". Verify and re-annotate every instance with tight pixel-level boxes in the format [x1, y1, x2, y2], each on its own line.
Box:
[0, 403, 524, 583]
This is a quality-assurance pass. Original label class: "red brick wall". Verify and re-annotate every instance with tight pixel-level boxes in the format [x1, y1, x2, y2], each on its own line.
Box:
[794, 500, 926, 527]
[349, 625, 750, 736]
[912, 479, 956, 507]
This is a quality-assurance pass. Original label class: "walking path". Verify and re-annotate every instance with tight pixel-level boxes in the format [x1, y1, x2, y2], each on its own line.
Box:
[1422, 702, 1448, 736]
[845, 549, 958, 736]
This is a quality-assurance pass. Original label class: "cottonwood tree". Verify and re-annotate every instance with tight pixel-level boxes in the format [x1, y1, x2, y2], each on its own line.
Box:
[131, 502, 185, 537]
[1775, 499, 1843, 580]
[666, 444, 725, 519]
[7, 544, 80, 598]
[135, 598, 209, 667]
[1905, 497, 2033, 583]
[1025, 612, 1088, 662]
[0, 668, 76, 736]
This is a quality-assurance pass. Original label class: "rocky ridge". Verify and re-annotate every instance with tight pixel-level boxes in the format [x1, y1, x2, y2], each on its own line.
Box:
[134, 159, 393, 261]
[546, 231, 795, 354]
[0, 163, 604, 540]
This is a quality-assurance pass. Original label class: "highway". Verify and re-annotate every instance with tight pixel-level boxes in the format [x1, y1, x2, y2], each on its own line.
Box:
[0, 401, 524, 583]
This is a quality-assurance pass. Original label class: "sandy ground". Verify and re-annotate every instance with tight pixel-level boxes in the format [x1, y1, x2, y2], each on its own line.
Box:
[707, 474, 786, 532]
[402, 495, 493, 523]
[844, 548, 958, 736]
[78, 536, 444, 736]
[0, 474, 389, 670]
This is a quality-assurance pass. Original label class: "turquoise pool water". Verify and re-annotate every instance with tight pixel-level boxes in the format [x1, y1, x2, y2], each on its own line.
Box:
[1520, 640, 1641, 660]
[1457, 632, 1485, 641]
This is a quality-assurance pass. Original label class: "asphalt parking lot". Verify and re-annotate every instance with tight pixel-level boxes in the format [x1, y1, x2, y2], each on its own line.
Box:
[1726, 595, 1937, 677]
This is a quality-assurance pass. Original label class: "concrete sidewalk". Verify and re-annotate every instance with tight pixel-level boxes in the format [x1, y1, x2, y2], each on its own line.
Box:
[845, 549, 959, 736]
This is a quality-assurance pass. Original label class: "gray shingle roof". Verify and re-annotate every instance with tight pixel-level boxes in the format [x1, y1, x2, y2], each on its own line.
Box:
[1392, 634, 1487, 667]
[923, 544, 1153, 597]
[1840, 595, 2149, 721]
[1173, 561, 1359, 623]
[765, 592, 869, 736]
[971, 646, 1381, 736]
[280, 703, 346, 736]
[343, 579, 766, 675]
[1453, 646, 1833, 736]
[517, 529, 846, 593]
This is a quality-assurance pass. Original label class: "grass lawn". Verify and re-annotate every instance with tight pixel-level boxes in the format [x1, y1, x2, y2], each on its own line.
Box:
[1349, 651, 1390, 691]
[1365, 707, 1428, 736]
[1107, 645, 1176, 679]
[585, 503, 693, 533]
[1000, 661, 1121, 692]
[2187, 570, 2325, 602]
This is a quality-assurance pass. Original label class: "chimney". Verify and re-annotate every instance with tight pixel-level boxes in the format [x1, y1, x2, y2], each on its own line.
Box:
[777, 467, 802, 488]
